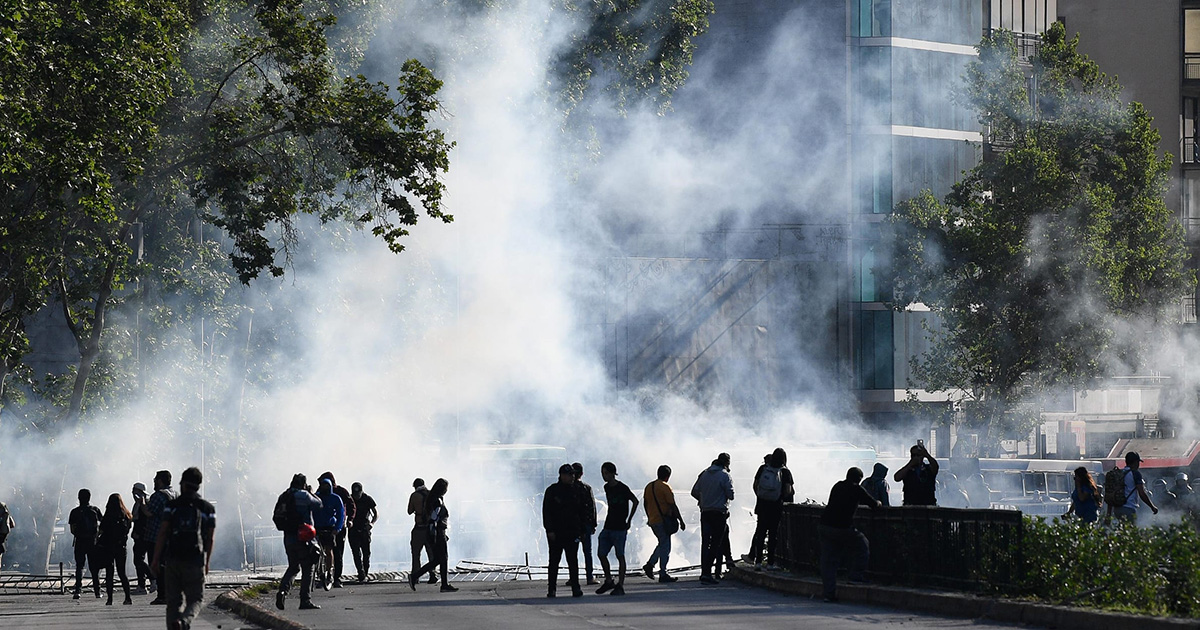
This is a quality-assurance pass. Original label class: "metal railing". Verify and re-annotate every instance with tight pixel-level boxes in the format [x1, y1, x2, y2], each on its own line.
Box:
[777, 504, 1024, 591]
[1184, 295, 1197, 325]
[1187, 54, 1200, 80]
[1184, 136, 1198, 165]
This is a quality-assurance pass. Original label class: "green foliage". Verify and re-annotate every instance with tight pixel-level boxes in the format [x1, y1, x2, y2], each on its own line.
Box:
[888, 23, 1193, 443]
[1017, 516, 1200, 617]
[554, 0, 715, 118]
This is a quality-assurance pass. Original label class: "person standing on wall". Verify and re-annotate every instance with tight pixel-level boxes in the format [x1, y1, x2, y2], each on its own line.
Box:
[750, 448, 794, 571]
[348, 482, 378, 583]
[543, 464, 585, 598]
[68, 489, 103, 599]
[151, 467, 215, 630]
[818, 467, 881, 603]
[97, 493, 134, 605]
[275, 473, 323, 611]
[642, 465, 684, 583]
[571, 462, 599, 586]
[407, 479, 438, 585]
[143, 470, 176, 604]
[318, 472, 355, 588]
[595, 462, 639, 596]
[893, 443, 938, 506]
[691, 453, 734, 585]
[408, 478, 458, 592]
[130, 483, 153, 593]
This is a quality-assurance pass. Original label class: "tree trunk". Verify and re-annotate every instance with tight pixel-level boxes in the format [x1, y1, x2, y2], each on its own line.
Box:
[64, 257, 121, 424]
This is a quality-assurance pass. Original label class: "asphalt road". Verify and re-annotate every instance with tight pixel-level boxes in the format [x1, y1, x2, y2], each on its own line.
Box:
[255, 576, 1021, 630]
[0, 589, 258, 630]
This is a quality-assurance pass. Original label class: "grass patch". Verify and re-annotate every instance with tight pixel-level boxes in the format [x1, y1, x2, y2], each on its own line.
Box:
[239, 580, 278, 599]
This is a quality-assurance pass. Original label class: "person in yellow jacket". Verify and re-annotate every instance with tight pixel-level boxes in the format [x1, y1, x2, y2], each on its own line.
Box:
[642, 465, 685, 582]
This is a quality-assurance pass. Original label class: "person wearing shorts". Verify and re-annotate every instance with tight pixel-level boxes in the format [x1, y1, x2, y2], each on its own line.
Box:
[595, 462, 639, 596]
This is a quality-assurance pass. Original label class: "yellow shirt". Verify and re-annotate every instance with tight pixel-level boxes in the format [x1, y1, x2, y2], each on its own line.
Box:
[643, 480, 676, 525]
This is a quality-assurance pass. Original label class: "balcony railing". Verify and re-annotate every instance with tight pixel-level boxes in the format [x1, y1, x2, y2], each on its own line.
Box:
[1184, 295, 1197, 325]
[1187, 54, 1200, 80]
[986, 29, 1041, 62]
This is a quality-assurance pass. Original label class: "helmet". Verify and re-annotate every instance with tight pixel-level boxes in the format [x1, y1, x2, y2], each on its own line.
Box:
[1177, 472, 1190, 483]
[297, 523, 317, 543]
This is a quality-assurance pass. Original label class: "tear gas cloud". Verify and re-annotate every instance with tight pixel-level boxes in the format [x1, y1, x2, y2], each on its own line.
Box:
[0, 0, 1029, 571]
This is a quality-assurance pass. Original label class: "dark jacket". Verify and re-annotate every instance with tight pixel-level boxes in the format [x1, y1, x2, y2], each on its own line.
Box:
[861, 462, 890, 507]
[543, 481, 586, 536]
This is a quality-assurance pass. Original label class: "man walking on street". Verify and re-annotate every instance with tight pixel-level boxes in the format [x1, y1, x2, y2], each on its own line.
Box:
[349, 482, 378, 582]
[819, 467, 881, 603]
[319, 472, 355, 588]
[143, 470, 176, 603]
[543, 463, 586, 598]
[68, 489, 103, 599]
[151, 467, 215, 630]
[595, 462, 638, 596]
[691, 453, 733, 585]
[571, 462, 598, 585]
[1113, 452, 1159, 522]
[275, 473, 323, 610]
[643, 465, 684, 583]
[408, 478, 438, 584]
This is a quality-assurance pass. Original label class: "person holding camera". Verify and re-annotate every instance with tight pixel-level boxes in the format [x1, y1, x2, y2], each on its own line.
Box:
[893, 442, 938, 506]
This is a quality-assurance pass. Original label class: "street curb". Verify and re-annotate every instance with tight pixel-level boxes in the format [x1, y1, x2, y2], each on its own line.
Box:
[213, 589, 309, 630]
[729, 565, 1198, 630]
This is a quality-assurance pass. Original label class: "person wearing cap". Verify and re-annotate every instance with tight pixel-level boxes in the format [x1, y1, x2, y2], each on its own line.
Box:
[691, 452, 734, 585]
[407, 478, 438, 585]
[1114, 452, 1158, 522]
[595, 462, 638, 596]
[543, 463, 587, 597]
[151, 467, 215, 630]
[571, 462, 598, 586]
[276, 473, 323, 611]
[143, 470, 176, 603]
[130, 483, 152, 593]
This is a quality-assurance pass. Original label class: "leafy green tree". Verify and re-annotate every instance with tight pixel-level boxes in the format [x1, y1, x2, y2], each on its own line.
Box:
[0, 0, 454, 423]
[888, 23, 1193, 447]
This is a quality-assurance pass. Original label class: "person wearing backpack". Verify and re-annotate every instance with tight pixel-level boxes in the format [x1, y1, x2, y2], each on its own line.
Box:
[142, 470, 176, 603]
[1109, 452, 1159, 523]
[750, 448, 794, 571]
[408, 478, 457, 592]
[97, 493, 135, 605]
[275, 473, 323, 611]
[68, 488, 103, 599]
[691, 452, 734, 585]
[151, 467, 214, 630]
[407, 478, 438, 585]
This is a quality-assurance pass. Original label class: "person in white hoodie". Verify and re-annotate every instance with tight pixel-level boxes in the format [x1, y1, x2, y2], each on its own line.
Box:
[691, 453, 733, 585]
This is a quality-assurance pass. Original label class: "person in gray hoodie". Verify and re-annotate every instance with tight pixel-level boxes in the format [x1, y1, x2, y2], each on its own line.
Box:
[860, 463, 890, 507]
[691, 453, 733, 585]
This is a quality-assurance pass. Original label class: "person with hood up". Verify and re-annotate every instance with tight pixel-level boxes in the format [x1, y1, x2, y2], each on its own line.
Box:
[750, 448, 794, 571]
[691, 452, 734, 585]
[314, 478, 345, 590]
[860, 462, 890, 508]
[318, 472, 355, 588]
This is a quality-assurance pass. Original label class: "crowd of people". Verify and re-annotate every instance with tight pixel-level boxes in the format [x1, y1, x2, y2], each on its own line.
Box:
[62, 467, 215, 630]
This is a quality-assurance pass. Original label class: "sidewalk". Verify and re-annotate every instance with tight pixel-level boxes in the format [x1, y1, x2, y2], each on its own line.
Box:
[0, 588, 260, 629]
[727, 562, 1197, 630]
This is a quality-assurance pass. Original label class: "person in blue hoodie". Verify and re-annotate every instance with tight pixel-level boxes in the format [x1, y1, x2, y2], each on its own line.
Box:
[314, 478, 345, 590]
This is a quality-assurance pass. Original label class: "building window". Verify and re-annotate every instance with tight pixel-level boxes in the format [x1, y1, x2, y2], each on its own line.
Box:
[853, 0, 890, 37]
[855, 309, 894, 390]
[854, 136, 893, 214]
[854, 243, 893, 302]
[1187, 9, 1200, 80]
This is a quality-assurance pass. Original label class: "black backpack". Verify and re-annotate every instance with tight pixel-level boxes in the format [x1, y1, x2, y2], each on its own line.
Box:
[166, 499, 206, 561]
[272, 490, 297, 532]
[76, 506, 100, 544]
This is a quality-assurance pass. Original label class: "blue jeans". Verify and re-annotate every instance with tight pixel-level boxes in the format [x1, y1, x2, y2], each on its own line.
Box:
[646, 523, 671, 576]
